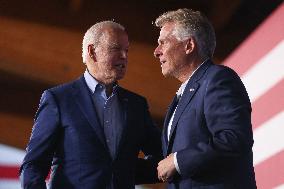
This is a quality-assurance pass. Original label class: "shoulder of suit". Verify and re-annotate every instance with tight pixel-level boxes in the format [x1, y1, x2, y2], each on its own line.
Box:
[199, 64, 244, 90]
[207, 63, 239, 77]
[45, 77, 81, 95]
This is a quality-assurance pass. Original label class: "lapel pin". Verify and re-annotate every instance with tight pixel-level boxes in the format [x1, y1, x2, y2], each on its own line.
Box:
[189, 88, 195, 92]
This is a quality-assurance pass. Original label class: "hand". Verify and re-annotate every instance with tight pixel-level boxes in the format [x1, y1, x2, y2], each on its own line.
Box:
[157, 153, 177, 182]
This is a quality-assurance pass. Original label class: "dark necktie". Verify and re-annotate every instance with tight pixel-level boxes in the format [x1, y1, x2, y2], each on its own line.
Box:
[166, 94, 181, 126]
[170, 95, 181, 115]
[165, 94, 181, 143]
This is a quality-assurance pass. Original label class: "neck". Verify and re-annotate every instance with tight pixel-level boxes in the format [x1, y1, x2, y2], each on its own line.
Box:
[86, 68, 116, 97]
[177, 56, 203, 83]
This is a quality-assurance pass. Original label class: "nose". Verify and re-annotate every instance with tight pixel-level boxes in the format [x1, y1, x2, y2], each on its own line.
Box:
[120, 50, 128, 59]
[154, 45, 161, 58]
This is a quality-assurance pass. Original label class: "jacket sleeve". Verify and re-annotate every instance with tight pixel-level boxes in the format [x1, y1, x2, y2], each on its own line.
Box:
[135, 99, 163, 184]
[176, 67, 253, 179]
[20, 90, 60, 189]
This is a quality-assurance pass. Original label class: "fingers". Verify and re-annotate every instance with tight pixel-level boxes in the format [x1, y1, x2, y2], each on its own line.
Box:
[157, 162, 169, 182]
[157, 163, 163, 181]
[157, 163, 164, 181]
[161, 176, 168, 182]
[158, 172, 168, 182]
[157, 154, 176, 182]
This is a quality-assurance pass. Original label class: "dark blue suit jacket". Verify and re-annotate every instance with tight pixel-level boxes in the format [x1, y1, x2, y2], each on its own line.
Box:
[163, 61, 256, 189]
[20, 76, 161, 189]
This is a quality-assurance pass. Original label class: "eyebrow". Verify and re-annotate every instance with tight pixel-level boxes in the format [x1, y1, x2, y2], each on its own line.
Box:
[108, 43, 129, 50]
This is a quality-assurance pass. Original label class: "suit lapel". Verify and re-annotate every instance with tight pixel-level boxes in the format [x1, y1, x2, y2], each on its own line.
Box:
[166, 60, 212, 153]
[72, 76, 108, 149]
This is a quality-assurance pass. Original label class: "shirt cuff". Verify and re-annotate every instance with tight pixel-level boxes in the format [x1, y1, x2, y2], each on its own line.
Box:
[173, 152, 181, 174]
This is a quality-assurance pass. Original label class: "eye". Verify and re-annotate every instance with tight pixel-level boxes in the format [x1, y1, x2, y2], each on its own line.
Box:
[110, 47, 120, 51]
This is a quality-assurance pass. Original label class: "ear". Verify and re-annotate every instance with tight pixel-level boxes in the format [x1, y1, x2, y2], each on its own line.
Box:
[88, 44, 96, 61]
[185, 37, 195, 54]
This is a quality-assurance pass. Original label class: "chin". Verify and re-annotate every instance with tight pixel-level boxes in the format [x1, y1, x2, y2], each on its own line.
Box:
[162, 70, 170, 77]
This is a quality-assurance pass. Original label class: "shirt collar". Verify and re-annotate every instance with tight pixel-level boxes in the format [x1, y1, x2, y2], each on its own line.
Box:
[84, 69, 119, 95]
[84, 69, 99, 93]
[176, 59, 207, 97]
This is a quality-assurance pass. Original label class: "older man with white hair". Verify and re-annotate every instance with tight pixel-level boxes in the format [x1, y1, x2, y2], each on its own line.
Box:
[20, 21, 162, 189]
[154, 8, 256, 189]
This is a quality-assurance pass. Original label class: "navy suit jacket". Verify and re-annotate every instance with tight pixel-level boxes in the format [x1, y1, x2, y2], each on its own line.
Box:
[20, 76, 161, 189]
[163, 61, 256, 189]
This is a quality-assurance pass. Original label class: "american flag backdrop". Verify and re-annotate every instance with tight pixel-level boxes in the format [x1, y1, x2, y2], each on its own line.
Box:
[0, 144, 24, 188]
[0, 3, 284, 189]
[223, 2, 284, 189]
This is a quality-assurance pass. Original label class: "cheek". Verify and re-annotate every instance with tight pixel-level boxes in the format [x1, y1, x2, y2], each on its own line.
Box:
[164, 45, 175, 56]
[170, 45, 183, 59]
[164, 50, 175, 63]
[100, 55, 113, 66]
[104, 53, 117, 62]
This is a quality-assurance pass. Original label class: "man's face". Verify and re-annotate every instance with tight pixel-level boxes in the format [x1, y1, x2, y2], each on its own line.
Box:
[154, 22, 187, 78]
[92, 28, 129, 84]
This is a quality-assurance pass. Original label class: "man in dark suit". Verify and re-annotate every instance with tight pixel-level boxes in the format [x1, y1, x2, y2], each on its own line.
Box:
[20, 21, 162, 189]
[153, 8, 257, 189]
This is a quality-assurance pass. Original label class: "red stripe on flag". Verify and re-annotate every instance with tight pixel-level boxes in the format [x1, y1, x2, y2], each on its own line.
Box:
[255, 150, 284, 189]
[224, 3, 284, 76]
[251, 79, 284, 130]
[0, 165, 51, 181]
[0, 165, 19, 179]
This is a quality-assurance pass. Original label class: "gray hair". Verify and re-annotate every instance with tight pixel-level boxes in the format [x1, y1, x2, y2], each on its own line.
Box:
[82, 21, 125, 63]
[155, 8, 216, 59]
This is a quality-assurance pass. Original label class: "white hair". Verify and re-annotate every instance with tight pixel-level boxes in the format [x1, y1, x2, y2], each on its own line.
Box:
[82, 21, 125, 63]
[155, 8, 216, 59]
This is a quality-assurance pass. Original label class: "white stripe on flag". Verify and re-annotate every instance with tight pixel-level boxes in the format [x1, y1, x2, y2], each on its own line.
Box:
[253, 111, 284, 165]
[241, 39, 284, 103]
[0, 144, 25, 165]
[0, 179, 21, 189]
[274, 183, 284, 189]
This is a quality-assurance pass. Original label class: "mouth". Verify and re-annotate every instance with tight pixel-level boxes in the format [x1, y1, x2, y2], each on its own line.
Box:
[114, 63, 126, 69]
